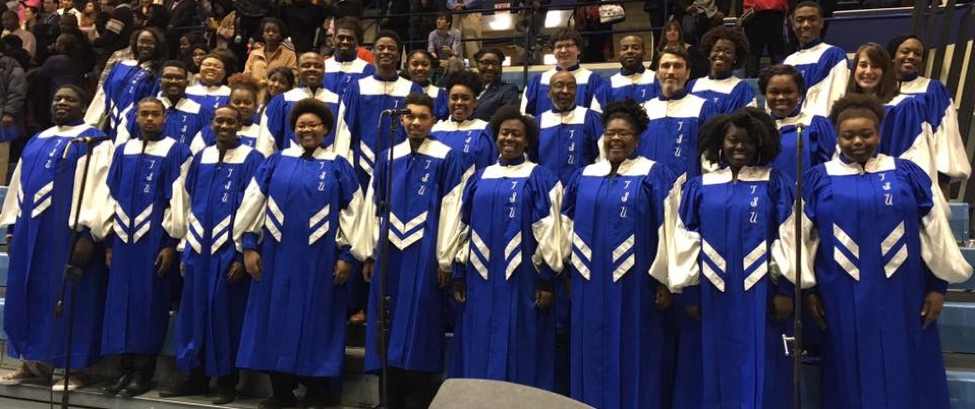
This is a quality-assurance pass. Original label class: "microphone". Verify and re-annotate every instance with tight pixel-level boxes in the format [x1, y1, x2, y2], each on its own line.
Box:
[381, 108, 411, 116]
[71, 136, 113, 144]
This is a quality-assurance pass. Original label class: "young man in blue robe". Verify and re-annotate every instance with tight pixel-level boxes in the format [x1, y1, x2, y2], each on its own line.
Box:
[0, 85, 112, 390]
[324, 17, 376, 99]
[533, 70, 603, 186]
[640, 47, 718, 179]
[161, 106, 264, 404]
[430, 70, 497, 172]
[257, 52, 340, 157]
[609, 35, 657, 104]
[116, 60, 212, 147]
[783, 1, 849, 118]
[360, 92, 465, 409]
[521, 28, 612, 117]
[185, 54, 232, 111]
[101, 97, 192, 398]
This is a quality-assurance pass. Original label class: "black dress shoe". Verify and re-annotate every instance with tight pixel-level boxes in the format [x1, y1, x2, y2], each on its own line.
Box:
[119, 374, 153, 397]
[102, 373, 132, 396]
[159, 379, 208, 398]
[211, 386, 236, 405]
[257, 394, 299, 409]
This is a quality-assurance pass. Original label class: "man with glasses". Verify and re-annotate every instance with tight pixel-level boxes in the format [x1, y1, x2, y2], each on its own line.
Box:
[520, 28, 611, 117]
[470, 47, 520, 121]
[116, 60, 212, 148]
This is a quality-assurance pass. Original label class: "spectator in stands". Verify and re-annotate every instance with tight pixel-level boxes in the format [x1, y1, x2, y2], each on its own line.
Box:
[281, 0, 327, 54]
[887, 34, 971, 187]
[431, 69, 496, 171]
[609, 35, 658, 104]
[0, 40, 25, 182]
[783, 1, 848, 118]
[427, 12, 461, 61]
[687, 26, 756, 115]
[470, 47, 519, 121]
[740, 0, 787, 78]
[30, 33, 86, 127]
[801, 92, 971, 409]
[78, 1, 97, 36]
[92, 0, 133, 73]
[0, 34, 30, 69]
[58, 0, 80, 17]
[57, 13, 94, 72]
[22, 6, 40, 31]
[0, 84, 111, 391]
[232, 0, 273, 68]
[186, 53, 231, 110]
[672, 0, 723, 45]
[143, 3, 167, 30]
[2, 10, 37, 59]
[405, 49, 448, 120]
[257, 51, 339, 157]
[572, 0, 612, 62]
[213, 5, 235, 50]
[186, 42, 209, 75]
[323, 17, 375, 99]
[447, 0, 482, 59]
[411, 0, 437, 52]
[176, 32, 202, 66]
[165, 0, 195, 57]
[521, 27, 611, 116]
[532, 70, 601, 185]
[33, 1, 59, 62]
[654, 19, 706, 80]
[40, 0, 59, 25]
[244, 17, 297, 102]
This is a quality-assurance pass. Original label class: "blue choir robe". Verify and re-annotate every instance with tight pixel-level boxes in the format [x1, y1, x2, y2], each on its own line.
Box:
[561, 156, 681, 409]
[190, 122, 262, 155]
[639, 92, 717, 178]
[185, 83, 231, 111]
[608, 67, 658, 104]
[0, 122, 113, 368]
[788, 155, 971, 409]
[687, 73, 757, 115]
[532, 106, 602, 186]
[116, 97, 213, 148]
[899, 74, 971, 181]
[257, 87, 340, 157]
[442, 157, 563, 389]
[333, 75, 423, 188]
[102, 135, 192, 356]
[423, 84, 450, 122]
[772, 110, 837, 182]
[360, 138, 466, 373]
[874, 95, 946, 184]
[521, 65, 612, 116]
[782, 39, 849, 118]
[670, 166, 796, 409]
[431, 118, 497, 172]
[172, 143, 263, 377]
[324, 56, 376, 98]
[232, 146, 366, 377]
[85, 60, 160, 136]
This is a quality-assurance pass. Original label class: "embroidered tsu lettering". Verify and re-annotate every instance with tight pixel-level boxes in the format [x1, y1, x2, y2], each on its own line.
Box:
[424, 160, 432, 169]
[509, 192, 517, 203]
[750, 185, 757, 194]
[879, 173, 886, 181]
[148, 159, 156, 169]
[749, 211, 758, 224]
[676, 121, 685, 131]
[510, 181, 518, 189]
[882, 182, 891, 191]
[319, 171, 327, 180]
[750, 197, 758, 207]
[223, 180, 232, 190]
[226, 168, 234, 177]
[318, 181, 325, 191]
[621, 191, 630, 203]
[221, 192, 229, 203]
[885, 193, 893, 206]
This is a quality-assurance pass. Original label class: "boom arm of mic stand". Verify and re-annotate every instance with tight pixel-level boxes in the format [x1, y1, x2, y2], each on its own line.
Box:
[373, 113, 401, 409]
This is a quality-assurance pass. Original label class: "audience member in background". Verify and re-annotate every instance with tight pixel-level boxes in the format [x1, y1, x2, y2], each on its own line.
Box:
[740, 0, 787, 78]
[887, 34, 972, 188]
[323, 17, 375, 98]
[411, 0, 437, 52]
[78, 1, 97, 36]
[431, 69, 496, 171]
[116, 59, 212, 147]
[244, 17, 297, 102]
[281, 0, 326, 54]
[609, 35, 657, 104]
[782, 1, 848, 118]
[672, 0, 723, 46]
[190, 74, 263, 153]
[58, 0, 80, 17]
[186, 53, 231, 110]
[187, 43, 210, 76]
[0, 34, 29, 70]
[2, 10, 36, 59]
[572, 0, 612, 62]
[213, 6, 236, 50]
[22, 6, 40, 31]
[85, 27, 164, 137]
[260, 65, 295, 115]
[405, 49, 449, 120]
[32, 1, 60, 62]
[91, 0, 133, 74]
[0, 41, 23, 182]
[687, 26, 756, 115]
[427, 12, 461, 61]
[470, 47, 520, 121]
[0, 85, 111, 391]
[231, 0, 274, 72]
[521, 27, 611, 116]
[101, 97, 192, 399]
[143, 3, 167, 30]
[758, 64, 836, 182]
[165, 0, 196, 57]
[532, 70, 601, 185]
[447, 0, 482, 58]
[30, 33, 86, 127]
[176, 32, 202, 66]
[654, 19, 706, 80]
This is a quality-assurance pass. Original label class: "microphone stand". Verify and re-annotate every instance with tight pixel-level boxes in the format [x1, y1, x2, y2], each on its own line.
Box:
[373, 110, 403, 409]
[782, 123, 805, 409]
[53, 137, 99, 409]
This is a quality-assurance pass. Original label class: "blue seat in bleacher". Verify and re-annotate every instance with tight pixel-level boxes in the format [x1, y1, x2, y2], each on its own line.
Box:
[941, 302, 975, 354]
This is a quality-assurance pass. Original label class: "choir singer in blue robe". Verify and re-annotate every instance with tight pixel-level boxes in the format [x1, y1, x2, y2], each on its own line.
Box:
[670, 107, 795, 409]
[443, 105, 563, 390]
[0, 85, 112, 391]
[790, 94, 972, 409]
[687, 26, 757, 115]
[561, 99, 681, 409]
[233, 98, 367, 409]
[783, 1, 849, 118]
[430, 70, 497, 172]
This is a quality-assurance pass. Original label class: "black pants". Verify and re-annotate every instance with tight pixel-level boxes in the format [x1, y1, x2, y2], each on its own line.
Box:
[268, 372, 333, 404]
[744, 10, 787, 78]
[384, 366, 439, 409]
[120, 354, 156, 380]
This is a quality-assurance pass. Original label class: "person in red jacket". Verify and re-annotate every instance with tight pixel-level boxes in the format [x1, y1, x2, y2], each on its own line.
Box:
[739, 0, 788, 78]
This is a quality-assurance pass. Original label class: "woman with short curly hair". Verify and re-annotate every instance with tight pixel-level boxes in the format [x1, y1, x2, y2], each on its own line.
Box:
[687, 26, 756, 115]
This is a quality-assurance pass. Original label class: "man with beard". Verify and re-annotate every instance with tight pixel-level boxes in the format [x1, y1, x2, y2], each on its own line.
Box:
[782, 1, 848, 118]
[323, 17, 375, 98]
[116, 60, 211, 147]
[520, 28, 611, 117]
[100, 97, 191, 398]
[257, 51, 341, 157]
[0, 85, 111, 391]
[469, 47, 520, 122]
[608, 35, 657, 104]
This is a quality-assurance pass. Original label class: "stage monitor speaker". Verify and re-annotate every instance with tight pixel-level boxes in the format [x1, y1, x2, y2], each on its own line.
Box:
[429, 378, 595, 409]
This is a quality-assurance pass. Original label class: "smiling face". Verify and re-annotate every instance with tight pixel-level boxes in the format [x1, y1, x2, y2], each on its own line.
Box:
[495, 118, 528, 160]
[436, 15, 449, 30]
[401, 103, 435, 142]
[334, 28, 358, 61]
[764, 74, 801, 118]
[618, 36, 645, 73]
[837, 115, 879, 164]
[722, 124, 757, 168]
[160, 66, 189, 100]
[548, 71, 577, 112]
[709, 38, 736, 76]
[135, 30, 158, 62]
[657, 53, 689, 97]
[893, 38, 923, 78]
[791, 6, 823, 46]
[51, 87, 84, 125]
[476, 51, 502, 84]
[298, 53, 325, 87]
[854, 51, 883, 95]
[267, 71, 292, 97]
[408, 53, 432, 83]
[229, 88, 257, 125]
[178, 36, 192, 56]
[603, 118, 639, 165]
[374, 36, 399, 72]
[294, 112, 327, 152]
[199, 56, 225, 85]
[553, 38, 580, 69]
[448, 84, 476, 121]
[211, 107, 241, 145]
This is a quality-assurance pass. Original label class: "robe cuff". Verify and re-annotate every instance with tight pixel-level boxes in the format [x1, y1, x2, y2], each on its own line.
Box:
[242, 232, 260, 251]
[162, 234, 178, 250]
[682, 285, 701, 306]
[537, 264, 556, 282]
[79, 227, 93, 241]
[103, 233, 115, 248]
[234, 251, 244, 264]
[536, 278, 555, 293]
[338, 246, 357, 266]
[775, 276, 796, 298]
[926, 271, 949, 294]
[452, 262, 465, 279]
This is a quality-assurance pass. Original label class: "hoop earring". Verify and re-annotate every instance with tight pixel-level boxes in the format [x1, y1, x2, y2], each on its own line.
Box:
[718, 148, 724, 162]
